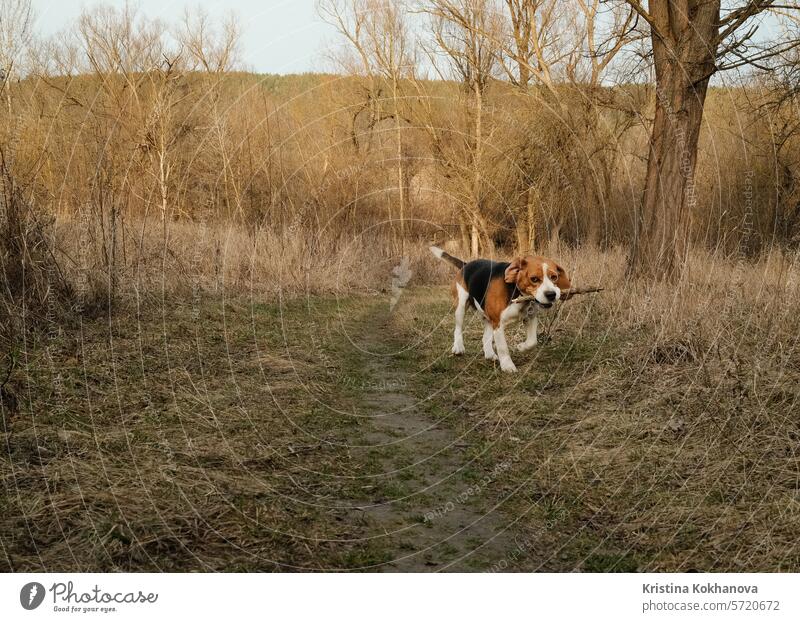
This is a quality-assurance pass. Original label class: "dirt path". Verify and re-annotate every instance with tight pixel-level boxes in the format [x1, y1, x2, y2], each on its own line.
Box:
[341, 303, 526, 571]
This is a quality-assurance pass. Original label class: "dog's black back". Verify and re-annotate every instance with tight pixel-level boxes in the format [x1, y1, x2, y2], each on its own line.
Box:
[461, 259, 518, 308]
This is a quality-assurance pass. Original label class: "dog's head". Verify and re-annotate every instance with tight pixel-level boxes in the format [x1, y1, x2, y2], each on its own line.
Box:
[504, 256, 571, 308]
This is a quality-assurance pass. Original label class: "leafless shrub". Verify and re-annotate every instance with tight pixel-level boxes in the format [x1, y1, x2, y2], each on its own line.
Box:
[0, 148, 73, 423]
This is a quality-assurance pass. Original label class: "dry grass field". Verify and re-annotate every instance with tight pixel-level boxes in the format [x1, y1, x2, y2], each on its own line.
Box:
[3, 240, 799, 572]
[3, 0, 800, 575]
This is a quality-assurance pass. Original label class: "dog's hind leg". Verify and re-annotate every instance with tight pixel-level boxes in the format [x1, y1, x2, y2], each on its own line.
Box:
[452, 283, 468, 355]
[482, 319, 497, 360]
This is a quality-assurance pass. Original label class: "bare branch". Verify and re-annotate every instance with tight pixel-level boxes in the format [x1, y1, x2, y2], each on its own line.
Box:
[620, 0, 669, 44]
[512, 286, 604, 304]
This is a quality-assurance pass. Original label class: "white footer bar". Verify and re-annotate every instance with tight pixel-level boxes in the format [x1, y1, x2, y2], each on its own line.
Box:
[2, 573, 797, 621]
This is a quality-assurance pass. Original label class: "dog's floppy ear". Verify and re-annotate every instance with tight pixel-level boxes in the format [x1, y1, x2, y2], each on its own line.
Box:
[554, 262, 571, 289]
[504, 257, 526, 284]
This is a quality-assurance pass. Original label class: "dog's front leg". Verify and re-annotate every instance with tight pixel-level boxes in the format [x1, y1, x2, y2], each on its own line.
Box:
[493, 322, 517, 373]
[517, 316, 539, 352]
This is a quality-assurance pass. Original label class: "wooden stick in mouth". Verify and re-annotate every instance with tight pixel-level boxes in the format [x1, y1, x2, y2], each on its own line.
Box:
[512, 286, 604, 304]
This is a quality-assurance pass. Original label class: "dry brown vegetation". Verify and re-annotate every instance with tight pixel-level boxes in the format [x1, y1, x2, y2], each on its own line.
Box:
[2, 0, 800, 571]
[2, 3, 800, 305]
[389, 246, 800, 571]
[3, 247, 799, 571]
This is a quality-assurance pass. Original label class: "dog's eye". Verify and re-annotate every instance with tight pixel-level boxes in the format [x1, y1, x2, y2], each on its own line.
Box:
[531, 276, 540, 283]
[551, 273, 558, 282]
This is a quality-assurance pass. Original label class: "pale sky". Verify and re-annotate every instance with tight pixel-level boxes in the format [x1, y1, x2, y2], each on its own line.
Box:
[31, 0, 337, 74]
[30, 1, 792, 79]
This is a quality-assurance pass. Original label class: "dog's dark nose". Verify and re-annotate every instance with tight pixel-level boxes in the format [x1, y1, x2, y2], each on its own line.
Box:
[545, 290, 557, 301]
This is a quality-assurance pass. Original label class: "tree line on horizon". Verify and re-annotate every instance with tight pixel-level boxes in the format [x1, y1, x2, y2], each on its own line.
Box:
[1, 0, 800, 298]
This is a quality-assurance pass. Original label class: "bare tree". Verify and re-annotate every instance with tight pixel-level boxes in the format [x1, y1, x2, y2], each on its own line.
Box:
[497, 1, 640, 249]
[501, 0, 559, 89]
[319, 0, 417, 251]
[144, 53, 188, 232]
[77, 1, 165, 109]
[363, 1, 416, 250]
[0, 0, 33, 113]
[177, 6, 241, 73]
[622, 0, 800, 280]
[753, 15, 800, 248]
[496, 0, 563, 250]
[569, 0, 636, 87]
[318, 0, 382, 151]
[421, 0, 501, 254]
[568, 1, 641, 244]
[76, 3, 168, 299]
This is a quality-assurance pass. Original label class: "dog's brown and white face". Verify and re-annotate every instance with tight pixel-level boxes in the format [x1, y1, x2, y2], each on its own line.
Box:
[504, 256, 571, 309]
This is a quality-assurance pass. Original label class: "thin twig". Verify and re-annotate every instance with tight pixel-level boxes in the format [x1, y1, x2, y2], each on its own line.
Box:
[512, 285, 604, 304]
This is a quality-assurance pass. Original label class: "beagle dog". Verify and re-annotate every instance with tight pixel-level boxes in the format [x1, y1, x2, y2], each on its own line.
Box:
[430, 246, 571, 373]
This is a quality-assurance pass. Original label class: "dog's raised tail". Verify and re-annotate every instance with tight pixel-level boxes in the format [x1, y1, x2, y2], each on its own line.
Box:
[430, 246, 465, 270]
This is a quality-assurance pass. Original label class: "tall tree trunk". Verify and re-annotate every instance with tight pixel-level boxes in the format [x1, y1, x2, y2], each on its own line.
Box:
[470, 222, 480, 256]
[393, 75, 406, 255]
[460, 220, 471, 254]
[515, 215, 530, 252]
[472, 82, 484, 256]
[627, 0, 719, 280]
[515, 185, 537, 252]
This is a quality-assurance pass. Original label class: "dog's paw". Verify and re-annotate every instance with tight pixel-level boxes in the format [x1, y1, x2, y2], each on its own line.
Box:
[451, 343, 465, 355]
[500, 359, 518, 373]
[484, 351, 498, 360]
[516, 342, 536, 353]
